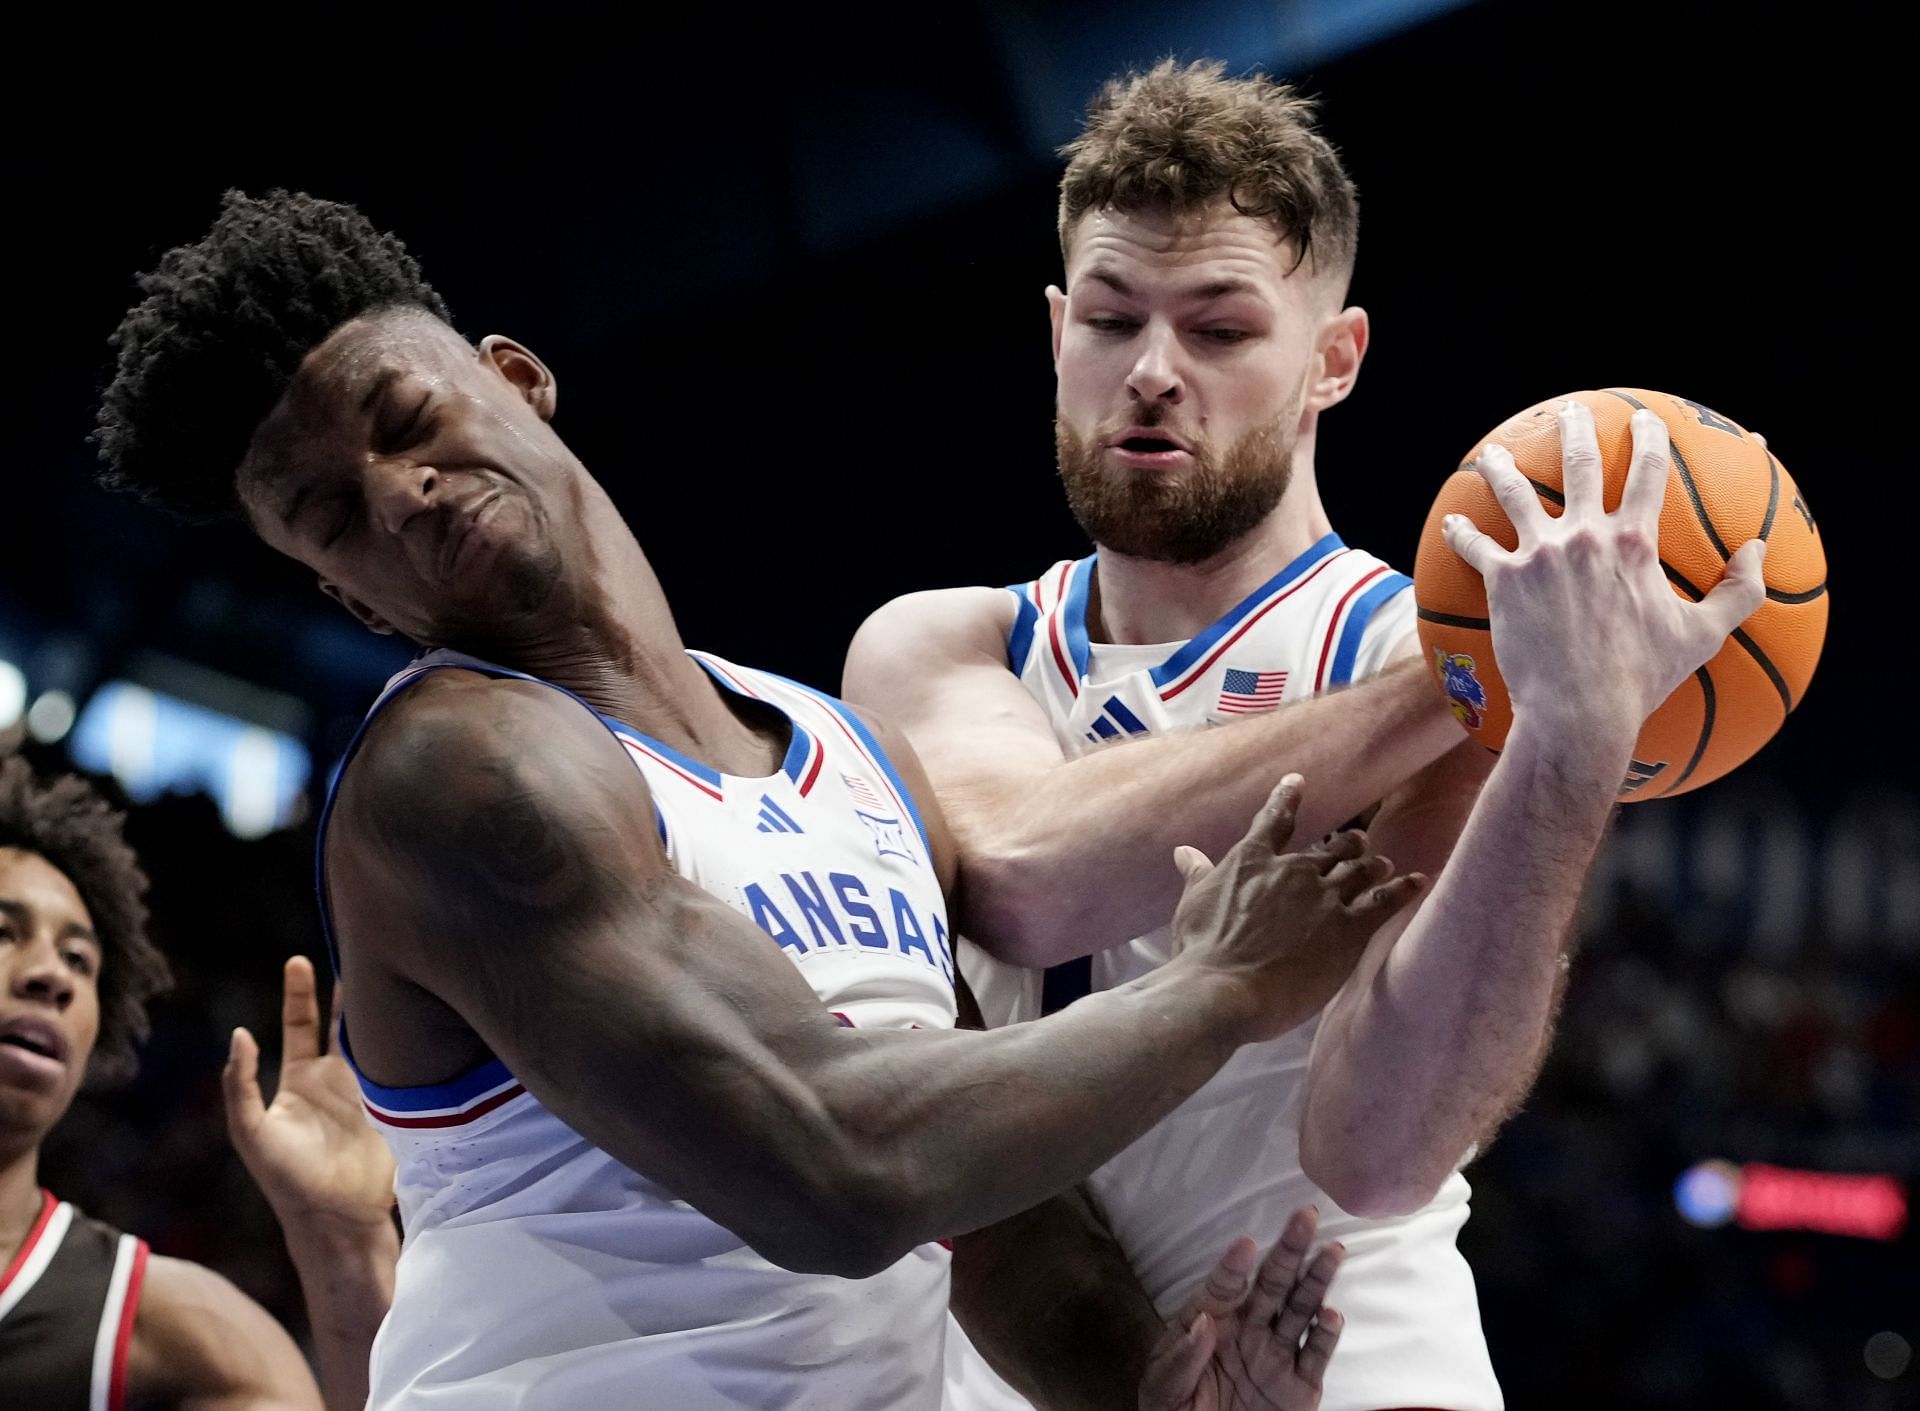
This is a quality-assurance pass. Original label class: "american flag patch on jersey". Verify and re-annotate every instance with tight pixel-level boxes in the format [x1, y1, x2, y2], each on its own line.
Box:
[1217, 667, 1287, 714]
[842, 773, 886, 811]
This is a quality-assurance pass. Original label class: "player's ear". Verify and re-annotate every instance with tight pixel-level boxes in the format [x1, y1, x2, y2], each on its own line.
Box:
[478, 335, 558, 421]
[319, 579, 396, 636]
[1306, 306, 1369, 414]
[1047, 285, 1067, 368]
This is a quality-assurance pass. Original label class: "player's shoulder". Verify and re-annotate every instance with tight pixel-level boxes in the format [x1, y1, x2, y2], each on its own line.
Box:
[1324, 538, 1404, 576]
[136, 1251, 244, 1316]
[850, 585, 1021, 666]
[343, 668, 627, 817]
[130, 1255, 319, 1407]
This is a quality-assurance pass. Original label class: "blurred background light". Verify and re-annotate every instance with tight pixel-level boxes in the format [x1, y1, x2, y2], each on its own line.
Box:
[68, 677, 310, 838]
[0, 658, 25, 730]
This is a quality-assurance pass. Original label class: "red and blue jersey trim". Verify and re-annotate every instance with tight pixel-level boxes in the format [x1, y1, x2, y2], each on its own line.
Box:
[1004, 587, 1041, 673]
[1150, 534, 1349, 700]
[354, 1054, 529, 1129]
[1321, 569, 1413, 690]
[611, 728, 725, 799]
[693, 657, 826, 796]
[756, 670, 934, 858]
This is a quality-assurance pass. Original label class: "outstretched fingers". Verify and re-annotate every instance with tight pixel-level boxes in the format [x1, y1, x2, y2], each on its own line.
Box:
[1351, 872, 1427, 925]
[281, 955, 324, 1064]
[1249, 772, 1306, 853]
[1442, 511, 1507, 578]
[221, 1025, 265, 1141]
[1323, 851, 1392, 902]
[1475, 440, 1554, 542]
[1184, 1236, 1261, 1323]
[1619, 407, 1674, 530]
[1269, 1241, 1345, 1350]
[1697, 537, 1769, 638]
[1237, 1206, 1316, 1337]
[1294, 1306, 1345, 1392]
[1558, 399, 1606, 519]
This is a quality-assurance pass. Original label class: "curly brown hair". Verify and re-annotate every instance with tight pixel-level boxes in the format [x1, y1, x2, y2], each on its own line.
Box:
[1059, 59, 1360, 294]
[0, 754, 171, 1082]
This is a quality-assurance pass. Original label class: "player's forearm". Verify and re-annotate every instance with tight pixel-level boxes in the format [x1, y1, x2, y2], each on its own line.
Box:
[955, 659, 1458, 965]
[549, 955, 1254, 1278]
[281, 1219, 396, 1411]
[807, 961, 1288, 1263]
[951, 1187, 1163, 1411]
[1298, 713, 1630, 1215]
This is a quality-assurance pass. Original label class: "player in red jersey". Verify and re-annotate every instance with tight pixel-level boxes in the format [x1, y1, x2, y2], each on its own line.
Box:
[0, 752, 336, 1409]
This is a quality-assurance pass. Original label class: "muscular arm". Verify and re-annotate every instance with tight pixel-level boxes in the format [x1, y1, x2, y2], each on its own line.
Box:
[940, 966, 1163, 1411]
[330, 672, 1388, 1280]
[1299, 399, 1768, 1219]
[1297, 741, 1523, 1214]
[843, 587, 1461, 966]
[126, 1255, 324, 1411]
[277, 1221, 394, 1411]
[952, 1186, 1163, 1410]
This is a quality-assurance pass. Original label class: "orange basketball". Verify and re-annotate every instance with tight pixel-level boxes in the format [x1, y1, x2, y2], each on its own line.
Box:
[1412, 389, 1828, 802]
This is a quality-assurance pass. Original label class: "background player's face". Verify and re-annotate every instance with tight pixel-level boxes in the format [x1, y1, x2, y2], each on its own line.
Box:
[1049, 202, 1359, 564]
[240, 310, 581, 648]
[0, 848, 101, 1146]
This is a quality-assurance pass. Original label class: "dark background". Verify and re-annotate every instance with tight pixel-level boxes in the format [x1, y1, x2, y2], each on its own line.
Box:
[3, 1, 1911, 1406]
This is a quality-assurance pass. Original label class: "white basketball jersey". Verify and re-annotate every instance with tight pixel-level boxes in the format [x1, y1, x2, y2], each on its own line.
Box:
[950, 535, 1505, 1411]
[318, 649, 957, 1411]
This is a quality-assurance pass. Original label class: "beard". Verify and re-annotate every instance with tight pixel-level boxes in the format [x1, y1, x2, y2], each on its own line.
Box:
[1055, 403, 1300, 565]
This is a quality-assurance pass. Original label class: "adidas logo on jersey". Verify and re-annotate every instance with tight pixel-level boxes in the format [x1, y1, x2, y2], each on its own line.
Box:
[1084, 695, 1151, 744]
[755, 795, 805, 833]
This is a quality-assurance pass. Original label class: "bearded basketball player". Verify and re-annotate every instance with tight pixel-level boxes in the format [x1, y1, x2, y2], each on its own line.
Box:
[844, 61, 1768, 1411]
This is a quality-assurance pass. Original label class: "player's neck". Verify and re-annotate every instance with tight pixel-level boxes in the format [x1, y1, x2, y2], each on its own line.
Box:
[451, 489, 784, 775]
[0, 1140, 45, 1264]
[1087, 486, 1335, 646]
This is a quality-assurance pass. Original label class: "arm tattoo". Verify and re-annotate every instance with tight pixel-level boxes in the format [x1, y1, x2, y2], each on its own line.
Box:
[458, 759, 585, 906]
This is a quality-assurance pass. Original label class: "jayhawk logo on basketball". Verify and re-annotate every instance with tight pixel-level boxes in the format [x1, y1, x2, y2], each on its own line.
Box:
[1433, 649, 1488, 730]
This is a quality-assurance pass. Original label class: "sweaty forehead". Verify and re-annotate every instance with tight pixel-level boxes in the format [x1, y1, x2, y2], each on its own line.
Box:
[239, 310, 471, 515]
[306, 309, 472, 399]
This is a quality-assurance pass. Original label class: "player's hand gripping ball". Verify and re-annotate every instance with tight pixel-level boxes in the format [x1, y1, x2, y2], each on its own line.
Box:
[1413, 389, 1827, 802]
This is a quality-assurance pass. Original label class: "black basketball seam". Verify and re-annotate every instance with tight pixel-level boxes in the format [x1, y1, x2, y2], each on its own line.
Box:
[1730, 627, 1794, 715]
[1663, 665, 1717, 797]
[1660, 563, 1796, 715]
[1758, 451, 1781, 541]
[1524, 476, 1566, 507]
[1766, 582, 1827, 604]
[1417, 607, 1491, 630]
[1600, 388, 1732, 560]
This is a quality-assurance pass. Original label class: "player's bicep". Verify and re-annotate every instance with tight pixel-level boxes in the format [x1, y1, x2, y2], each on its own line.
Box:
[844, 588, 1065, 790]
[333, 675, 675, 940]
[129, 1256, 323, 1409]
[327, 682, 864, 1231]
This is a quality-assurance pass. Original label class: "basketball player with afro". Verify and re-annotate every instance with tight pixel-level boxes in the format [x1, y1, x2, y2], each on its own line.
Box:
[844, 60, 1770, 1411]
[91, 188, 1423, 1408]
[0, 751, 352, 1408]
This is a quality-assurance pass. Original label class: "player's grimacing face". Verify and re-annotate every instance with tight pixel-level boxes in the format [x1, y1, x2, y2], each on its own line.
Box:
[1049, 204, 1331, 562]
[0, 848, 101, 1141]
[240, 311, 576, 646]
